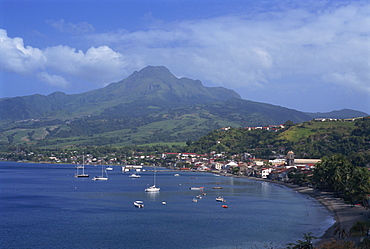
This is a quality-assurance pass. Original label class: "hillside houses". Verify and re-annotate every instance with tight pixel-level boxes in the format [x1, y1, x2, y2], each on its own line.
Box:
[161, 151, 320, 183]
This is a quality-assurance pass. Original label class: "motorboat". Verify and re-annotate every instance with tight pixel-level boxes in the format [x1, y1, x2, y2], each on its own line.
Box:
[162, 201, 167, 205]
[215, 196, 226, 202]
[222, 205, 228, 208]
[134, 200, 144, 208]
[129, 173, 141, 178]
[106, 166, 113, 171]
[189, 187, 204, 190]
[174, 173, 180, 176]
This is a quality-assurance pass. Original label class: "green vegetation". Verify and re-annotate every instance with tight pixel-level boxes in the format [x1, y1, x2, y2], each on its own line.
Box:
[312, 154, 370, 204]
[185, 118, 370, 160]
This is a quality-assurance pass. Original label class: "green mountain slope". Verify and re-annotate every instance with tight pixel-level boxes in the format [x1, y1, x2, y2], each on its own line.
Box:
[0, 66, 367, 149]
[185, 117, 370, 161]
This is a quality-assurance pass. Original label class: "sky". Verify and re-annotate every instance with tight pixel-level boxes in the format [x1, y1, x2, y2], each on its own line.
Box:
[0, 0, 369, 114]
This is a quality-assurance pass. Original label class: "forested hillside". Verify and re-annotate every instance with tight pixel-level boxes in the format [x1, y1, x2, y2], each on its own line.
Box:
[185, 117, 370, 163]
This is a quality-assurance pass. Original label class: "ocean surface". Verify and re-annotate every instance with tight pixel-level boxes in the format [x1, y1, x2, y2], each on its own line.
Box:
[0, 162, 334, 249]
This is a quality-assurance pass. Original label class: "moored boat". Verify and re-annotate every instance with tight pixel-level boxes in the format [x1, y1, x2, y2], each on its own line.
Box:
[92, 165, 108, 180]
[134, 200, 144, 208]
[129, 173, 141, 178]
[216, 196, 226, 202]
[190, 187, 204, 190]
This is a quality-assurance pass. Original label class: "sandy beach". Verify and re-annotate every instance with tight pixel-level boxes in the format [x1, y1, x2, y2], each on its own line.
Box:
[245, 176, 370, 247]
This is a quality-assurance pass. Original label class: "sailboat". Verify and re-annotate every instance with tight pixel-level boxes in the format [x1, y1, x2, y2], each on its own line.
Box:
[145, 168, 160, 192]
[74, 155, 89, 178]
[92, 165, 108, 180]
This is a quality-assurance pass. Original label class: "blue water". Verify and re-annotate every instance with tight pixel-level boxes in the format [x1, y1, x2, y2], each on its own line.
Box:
[0, 162, 334, 248]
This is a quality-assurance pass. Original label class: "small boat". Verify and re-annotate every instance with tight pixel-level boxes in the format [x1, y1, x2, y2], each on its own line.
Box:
[106, 166, 113, 171]
[192, 198, 198, 202]
[214, 174, 220, 177]
[145, 185, 160, 192]
[216, 196, 226, 202]
[222, 205, 228, 208]
[145, 168, 160, 192]
[174, 173, 180, 176]
[190, 187, 204, 190]
[92, 165, 108, 180]
[134, 200, 144, 208]
[129, 173, 141, 178]
[195, 195, 202, 199]
[213, 187, 223, 189]
[162, 201, 167, 205]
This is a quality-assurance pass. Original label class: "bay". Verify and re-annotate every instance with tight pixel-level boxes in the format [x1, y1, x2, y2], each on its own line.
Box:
[0, 162, 334, 248]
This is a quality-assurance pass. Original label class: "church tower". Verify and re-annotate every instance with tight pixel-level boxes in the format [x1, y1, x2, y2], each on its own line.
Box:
[286, 151, 295, 166]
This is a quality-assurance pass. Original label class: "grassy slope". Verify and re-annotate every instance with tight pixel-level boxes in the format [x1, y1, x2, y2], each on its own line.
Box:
[278, 121, 355, 142]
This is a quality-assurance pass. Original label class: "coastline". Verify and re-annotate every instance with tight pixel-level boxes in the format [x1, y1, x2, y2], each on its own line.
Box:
[242, 176, 370, 247]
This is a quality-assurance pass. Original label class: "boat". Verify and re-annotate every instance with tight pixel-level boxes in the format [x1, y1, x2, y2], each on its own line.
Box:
[174, 173, 180, 176]
[92, 165, 108, 180]
[162, 201, 167, 205]
[129, 173, 141, 178]
[106, 166, 113, 171]
[145, 185, 160, 192]
[213, 186, 223, 189]
[215, 196, 226, 202]
[222, 205, 228, 208]
[190, 187, 204, 190]
[214, 174, 220, 177]
[145, 168, 160, 192]
[74, 156, 89, 178]
[192, 198, 198, 202]
[195, 195, 202, 199]
[134, 200, 144, 208]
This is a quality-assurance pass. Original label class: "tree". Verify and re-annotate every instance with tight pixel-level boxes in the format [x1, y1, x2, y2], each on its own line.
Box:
[285, 233, 316, 249]
[312, 154, 370, 204]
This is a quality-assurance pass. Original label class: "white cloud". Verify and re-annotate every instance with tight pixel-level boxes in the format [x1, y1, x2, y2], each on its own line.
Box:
[37, 72, 69, 87]
[47, 19, 95, 35]
[86, 1, 369, 93]
[1, 1, 369, 98]
[0, 29, 127, 87]
[0, 29, 45, 74]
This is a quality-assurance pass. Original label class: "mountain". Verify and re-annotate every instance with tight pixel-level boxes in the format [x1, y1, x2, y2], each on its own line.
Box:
[0, 66, 367, 148]
[0, 66, 240, 120]
[305, 109, 369, 119]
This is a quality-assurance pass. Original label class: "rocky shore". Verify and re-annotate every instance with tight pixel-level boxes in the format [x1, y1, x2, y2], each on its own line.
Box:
[244, 176, 370, 247]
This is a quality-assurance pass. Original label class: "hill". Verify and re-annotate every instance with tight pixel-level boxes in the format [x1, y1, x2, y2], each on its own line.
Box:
[0, 66, 367, 149]
[185, 117, 370, 162]
[305, 109, 369, 119]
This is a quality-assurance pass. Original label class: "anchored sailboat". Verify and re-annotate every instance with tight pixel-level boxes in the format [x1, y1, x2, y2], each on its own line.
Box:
[74, 155, 89, 178]
[92, 165, 108, 180]
[145, 167, 160, 192]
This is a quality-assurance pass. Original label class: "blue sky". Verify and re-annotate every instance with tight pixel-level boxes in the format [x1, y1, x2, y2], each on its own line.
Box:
[1, 0, 369, 114]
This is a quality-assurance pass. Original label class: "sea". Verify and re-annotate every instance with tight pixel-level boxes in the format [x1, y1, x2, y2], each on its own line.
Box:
[0, 161, 334, 249]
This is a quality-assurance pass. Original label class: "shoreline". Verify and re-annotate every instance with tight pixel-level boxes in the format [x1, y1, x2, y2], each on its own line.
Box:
[241, 176, 370, 246]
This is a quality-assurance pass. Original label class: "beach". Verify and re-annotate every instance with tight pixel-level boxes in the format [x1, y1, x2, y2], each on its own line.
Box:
[245, 176, 370, 247]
